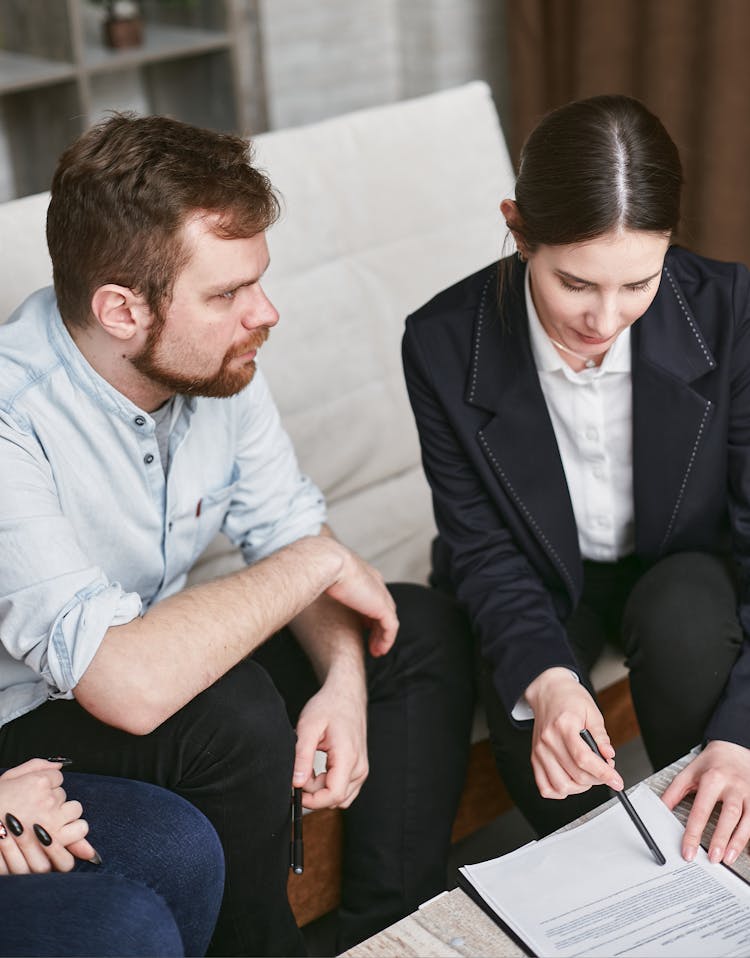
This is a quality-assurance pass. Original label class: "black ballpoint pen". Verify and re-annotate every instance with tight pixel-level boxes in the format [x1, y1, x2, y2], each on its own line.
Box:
[580, 729, 666, 866]
[290, 786, 304, 875]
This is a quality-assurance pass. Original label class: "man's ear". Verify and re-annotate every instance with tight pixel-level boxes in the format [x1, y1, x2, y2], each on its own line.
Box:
[90, 285, 150, 342]
[499, 198, 529, 258]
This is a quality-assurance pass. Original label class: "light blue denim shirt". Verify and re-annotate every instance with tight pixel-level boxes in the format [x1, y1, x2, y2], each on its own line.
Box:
[0, 287, 327, 727]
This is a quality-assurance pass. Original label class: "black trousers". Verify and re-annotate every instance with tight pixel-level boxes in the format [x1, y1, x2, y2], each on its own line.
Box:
[479, 552, 744, 838]
[0, 582, 475, 957]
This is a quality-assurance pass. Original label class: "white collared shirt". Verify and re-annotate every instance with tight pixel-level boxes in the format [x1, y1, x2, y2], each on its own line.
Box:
[525, 267, 635, 562]
[0, 287, 327, 728]
[511, 270, 635, 721]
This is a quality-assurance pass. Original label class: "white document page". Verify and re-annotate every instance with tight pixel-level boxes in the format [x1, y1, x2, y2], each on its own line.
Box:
[460, 783, 750, 957]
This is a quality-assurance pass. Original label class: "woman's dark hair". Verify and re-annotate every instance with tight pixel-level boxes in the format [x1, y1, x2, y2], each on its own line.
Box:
[512, 94, 682, 249]
[499, 95, 683, 302]
[514, 96, 682, 252]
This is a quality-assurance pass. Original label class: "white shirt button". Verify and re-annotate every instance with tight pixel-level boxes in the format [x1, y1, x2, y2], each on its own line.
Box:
[585, 426, 598, 441]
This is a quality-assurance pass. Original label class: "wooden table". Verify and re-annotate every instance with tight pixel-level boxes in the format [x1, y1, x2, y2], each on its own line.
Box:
[343, 750, 750, 957]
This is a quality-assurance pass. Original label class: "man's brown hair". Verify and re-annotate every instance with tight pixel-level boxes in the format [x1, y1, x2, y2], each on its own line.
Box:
[46, 113, 280, 328]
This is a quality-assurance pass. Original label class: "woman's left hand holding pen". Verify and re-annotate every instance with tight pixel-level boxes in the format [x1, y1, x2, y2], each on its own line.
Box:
[525, 668, 624, 799]
[0, 758, 99, 874]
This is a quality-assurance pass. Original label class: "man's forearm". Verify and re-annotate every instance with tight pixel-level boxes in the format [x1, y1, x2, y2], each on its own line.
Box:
[290, 593, 367, 689]
[75, 535, 350, 734]
[290, 523, 367, 689]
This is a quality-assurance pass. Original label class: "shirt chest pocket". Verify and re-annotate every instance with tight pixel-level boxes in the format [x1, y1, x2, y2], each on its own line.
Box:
[169, 468, 240, 568]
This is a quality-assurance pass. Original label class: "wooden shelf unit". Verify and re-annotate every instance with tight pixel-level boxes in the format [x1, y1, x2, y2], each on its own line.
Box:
[0, 0, 264, 199]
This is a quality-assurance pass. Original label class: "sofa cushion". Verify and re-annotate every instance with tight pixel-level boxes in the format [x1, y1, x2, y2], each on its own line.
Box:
[245, 81, 515, 582]
[0, 191, 53, 312]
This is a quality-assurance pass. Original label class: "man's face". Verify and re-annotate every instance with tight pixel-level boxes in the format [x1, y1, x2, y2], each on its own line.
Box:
[132, 213, 278, 398]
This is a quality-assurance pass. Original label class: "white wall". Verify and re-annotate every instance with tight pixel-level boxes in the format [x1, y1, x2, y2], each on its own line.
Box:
[258, 0, 508, 132]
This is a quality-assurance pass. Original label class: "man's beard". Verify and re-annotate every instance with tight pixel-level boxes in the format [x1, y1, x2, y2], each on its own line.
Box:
[131, 320, 270, 399]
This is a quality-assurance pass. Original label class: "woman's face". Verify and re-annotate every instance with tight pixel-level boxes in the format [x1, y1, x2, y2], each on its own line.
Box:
[526, 228, 671, 370]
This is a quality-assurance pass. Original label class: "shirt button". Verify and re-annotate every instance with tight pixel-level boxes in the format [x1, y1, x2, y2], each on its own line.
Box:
[597, 515, 611, 527]
[592, 464, 605, 479]
[134, 416, 146, 426]
[144, 453, 154, 465]
[585, 426, 598, 441]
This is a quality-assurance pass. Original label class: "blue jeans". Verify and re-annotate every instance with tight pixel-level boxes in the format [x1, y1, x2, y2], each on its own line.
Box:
[0, 772, 224, 957]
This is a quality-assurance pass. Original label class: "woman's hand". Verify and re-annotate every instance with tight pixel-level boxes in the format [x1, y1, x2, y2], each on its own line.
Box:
[0, 759, 96, 874]
[525, 668, 624, 799]
[661, 740, 750, 865]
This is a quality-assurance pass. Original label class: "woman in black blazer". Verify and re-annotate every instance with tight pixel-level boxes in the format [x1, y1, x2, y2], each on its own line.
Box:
[404, 94, 750, 866]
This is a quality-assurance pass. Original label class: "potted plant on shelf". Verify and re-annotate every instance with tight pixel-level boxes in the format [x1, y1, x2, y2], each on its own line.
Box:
[101, 1, 144, 50]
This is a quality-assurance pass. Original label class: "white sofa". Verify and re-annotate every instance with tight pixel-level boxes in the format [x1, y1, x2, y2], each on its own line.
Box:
[197, 80, 518, 586]
[0, 81, 632, 923]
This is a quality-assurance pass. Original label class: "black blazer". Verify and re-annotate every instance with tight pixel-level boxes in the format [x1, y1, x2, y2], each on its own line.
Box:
[403, 245, 750, 747]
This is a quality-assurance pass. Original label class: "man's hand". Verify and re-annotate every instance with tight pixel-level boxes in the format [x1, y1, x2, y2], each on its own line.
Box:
[288, 533, 384, 812]
[525, 668, 624, 799]
[292, 677, 369, 810]
[661, 740, 750, 865]
[0, 759, 97, 873]
[324, 546, 398, 657]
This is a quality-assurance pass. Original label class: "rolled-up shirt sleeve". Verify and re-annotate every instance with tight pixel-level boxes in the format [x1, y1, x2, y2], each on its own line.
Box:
[0, 415, 141, 699]
[221, 370, 327, 563]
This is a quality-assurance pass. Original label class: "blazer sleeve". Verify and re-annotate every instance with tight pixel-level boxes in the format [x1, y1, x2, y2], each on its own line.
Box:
[706, 263, 750, 748]
[402, 317, 580, 720]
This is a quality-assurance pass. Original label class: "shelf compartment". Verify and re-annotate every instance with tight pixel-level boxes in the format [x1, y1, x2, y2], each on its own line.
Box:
[0, 50, 76, 95]
[82, 24, 231, 75]
[2, 81, 83, 198]
[142, 50, 237, 132]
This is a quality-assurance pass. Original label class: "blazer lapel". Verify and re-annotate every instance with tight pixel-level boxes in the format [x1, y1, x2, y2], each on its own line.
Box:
[467, 261, 583, 599]
[632, 260, 717, 558]
[462, 252, 717, 586]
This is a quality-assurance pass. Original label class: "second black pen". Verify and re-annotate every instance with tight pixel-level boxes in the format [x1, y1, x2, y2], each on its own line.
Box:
[290, 786, 304, 875]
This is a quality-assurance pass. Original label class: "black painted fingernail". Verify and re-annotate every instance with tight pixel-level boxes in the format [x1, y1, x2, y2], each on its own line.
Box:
[45, 756, 73, 766]
[89, 850, 102, 866]
[6, 813, 23, 836]
[33, 823, 52, 846]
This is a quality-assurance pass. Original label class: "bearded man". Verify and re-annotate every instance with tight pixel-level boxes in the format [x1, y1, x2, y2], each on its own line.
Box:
[0, 114, 474, 957]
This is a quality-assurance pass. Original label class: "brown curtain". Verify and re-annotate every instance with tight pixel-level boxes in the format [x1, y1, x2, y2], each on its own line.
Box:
[506, 0, 750, 264]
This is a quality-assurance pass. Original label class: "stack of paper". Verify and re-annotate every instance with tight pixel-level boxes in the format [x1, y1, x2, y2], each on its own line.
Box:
[459, 784, 750, 957]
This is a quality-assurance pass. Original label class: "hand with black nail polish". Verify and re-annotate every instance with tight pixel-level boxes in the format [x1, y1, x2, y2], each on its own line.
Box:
[0, 759, 98, 873]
